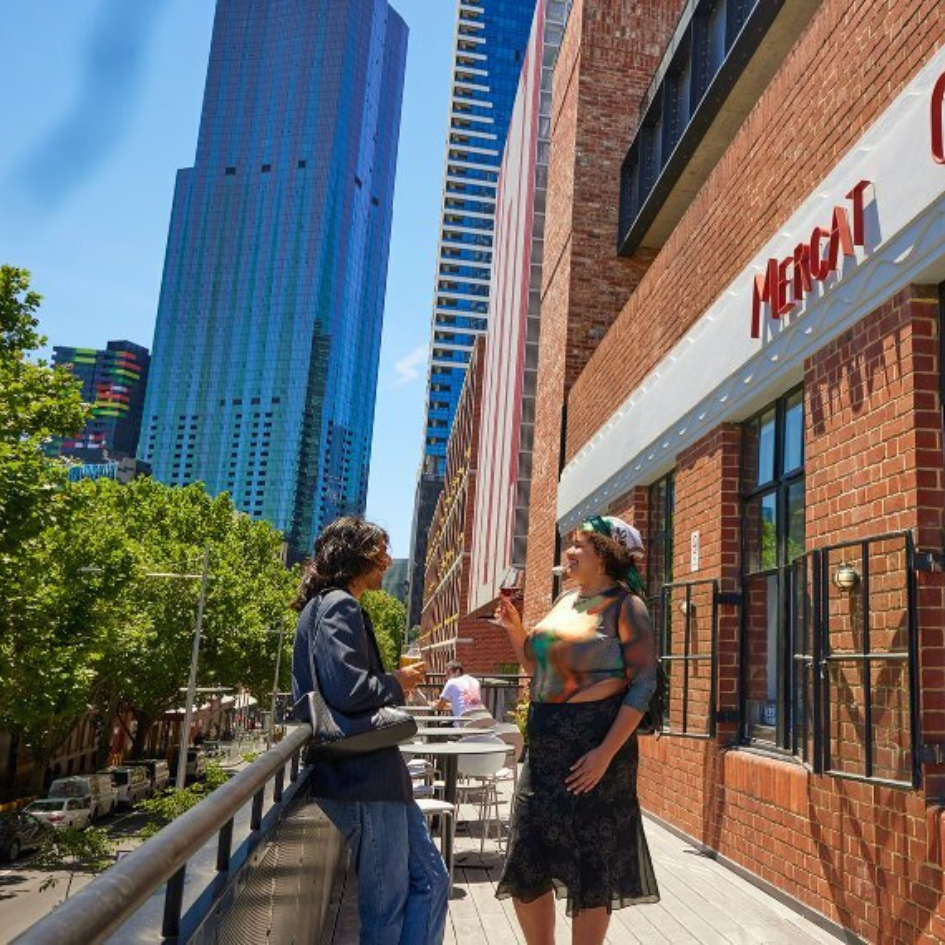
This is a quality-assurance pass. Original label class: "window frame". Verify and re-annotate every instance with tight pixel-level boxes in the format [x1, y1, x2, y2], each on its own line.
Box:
[739, 385, 805, 752]
[647, 472, 675, 731]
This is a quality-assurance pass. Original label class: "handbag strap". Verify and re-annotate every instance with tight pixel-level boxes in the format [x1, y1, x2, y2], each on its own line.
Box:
[304, 589, 391, 714]
[305, 590, 333, 712]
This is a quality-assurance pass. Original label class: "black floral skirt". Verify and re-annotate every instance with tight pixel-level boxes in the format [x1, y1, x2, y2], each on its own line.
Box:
[495, 694, 660, 916]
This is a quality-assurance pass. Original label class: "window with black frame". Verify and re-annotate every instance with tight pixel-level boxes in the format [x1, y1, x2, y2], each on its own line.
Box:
[647, 474, 674, 729]
[741, 388, 805, 748]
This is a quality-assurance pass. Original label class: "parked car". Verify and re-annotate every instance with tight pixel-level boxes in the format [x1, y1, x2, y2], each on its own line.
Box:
[23, 797, 93, 830]
[48, 774, 118, 820]
[100, 766, 151, 807]
[170, 748, 208, 784]
[138, 759, 170, 794]
[0, 812, 52, 862]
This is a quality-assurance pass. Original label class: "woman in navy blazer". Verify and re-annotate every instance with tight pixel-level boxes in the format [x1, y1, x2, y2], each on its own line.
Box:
[291, 517, 448, 945]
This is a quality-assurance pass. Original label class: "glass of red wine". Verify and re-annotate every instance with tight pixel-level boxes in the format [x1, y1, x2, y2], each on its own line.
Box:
[489, 566, 525, 624]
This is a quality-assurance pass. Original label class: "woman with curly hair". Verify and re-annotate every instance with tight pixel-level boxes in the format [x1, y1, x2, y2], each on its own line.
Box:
[494, 515, 660, 945]
[291, 516, 449, 945]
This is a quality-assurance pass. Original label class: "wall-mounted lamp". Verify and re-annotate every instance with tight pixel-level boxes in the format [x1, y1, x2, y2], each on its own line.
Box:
[678, 599, 695, 616]
[833, 562, 860, 591]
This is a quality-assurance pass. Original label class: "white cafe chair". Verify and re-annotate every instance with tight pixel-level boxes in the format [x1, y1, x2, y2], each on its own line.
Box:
[456, 735, 510, 853]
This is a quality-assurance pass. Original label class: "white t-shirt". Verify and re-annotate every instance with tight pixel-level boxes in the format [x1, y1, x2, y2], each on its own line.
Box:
[439, 675, 483, 717]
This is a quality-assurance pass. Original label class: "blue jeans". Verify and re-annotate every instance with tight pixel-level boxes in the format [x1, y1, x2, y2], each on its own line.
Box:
[317, 798, 449, 945]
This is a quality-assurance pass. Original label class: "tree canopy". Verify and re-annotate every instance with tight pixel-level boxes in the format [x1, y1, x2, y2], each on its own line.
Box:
[0, 267, 299, 785]
[360, 589, 406, 671]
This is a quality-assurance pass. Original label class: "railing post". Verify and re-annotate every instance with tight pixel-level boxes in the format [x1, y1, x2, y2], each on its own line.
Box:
[251, 787, 265, 831]
[273, 765, 286, 803]
[217, 818, 234, 873]
[290, 750, 300, 782]
[162, 865, 187, 939]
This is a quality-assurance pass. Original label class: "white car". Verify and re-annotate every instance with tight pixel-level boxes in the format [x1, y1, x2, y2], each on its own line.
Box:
[24, 797, 93, 830]
[100, 766, 151, 807]
[48, 774, 118, 820]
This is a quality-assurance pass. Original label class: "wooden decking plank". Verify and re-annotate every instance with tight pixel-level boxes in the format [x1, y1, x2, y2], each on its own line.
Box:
[462, 862, 522, 944]
[609, 900, 673, 943]
[647, 881, 732, 944]
[326, 780, 844, 945]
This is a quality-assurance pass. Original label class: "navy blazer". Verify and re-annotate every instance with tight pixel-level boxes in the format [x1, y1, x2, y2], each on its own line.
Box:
[292, 588, 412, 802]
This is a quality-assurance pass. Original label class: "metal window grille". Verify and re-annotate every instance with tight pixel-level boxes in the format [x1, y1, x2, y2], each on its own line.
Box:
[789, 551, 821, 769]
[657, 579, 720, 738]
[818, 531, 921, 789]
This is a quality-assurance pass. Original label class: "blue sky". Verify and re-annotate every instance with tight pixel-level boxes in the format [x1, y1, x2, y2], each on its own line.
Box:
[0, 0, 456, 558]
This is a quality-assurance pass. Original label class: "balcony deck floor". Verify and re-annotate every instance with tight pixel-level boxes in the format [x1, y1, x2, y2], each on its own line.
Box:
[323, 780, 841, 944]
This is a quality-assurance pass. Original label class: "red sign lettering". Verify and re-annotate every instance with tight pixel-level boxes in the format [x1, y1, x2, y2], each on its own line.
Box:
[933, 72, 945, 165]
[750, 181, 872, 338]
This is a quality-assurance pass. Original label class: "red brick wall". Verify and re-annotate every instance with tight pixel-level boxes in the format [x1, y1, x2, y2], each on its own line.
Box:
[524, 0, 684, 624]
[805, 285, 945, 795]
[420, 339, 518, 676]
[566, 0, 945, 461]
[636, 288, 945, 945]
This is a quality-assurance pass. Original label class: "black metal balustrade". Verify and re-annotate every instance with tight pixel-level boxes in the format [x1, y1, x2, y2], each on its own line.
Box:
[657, 579, 722, 738]
[817, 531, 922, 789]
[12, 723, 342, 945]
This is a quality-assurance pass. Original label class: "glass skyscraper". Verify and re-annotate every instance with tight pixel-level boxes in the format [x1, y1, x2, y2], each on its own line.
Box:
[407, 0, 537, 626]
[140, 0, 408, 559]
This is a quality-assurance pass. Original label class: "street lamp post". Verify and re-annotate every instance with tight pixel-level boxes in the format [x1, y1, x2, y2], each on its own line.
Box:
[79, 549, 212, 786]
[175, 544, 211, 790]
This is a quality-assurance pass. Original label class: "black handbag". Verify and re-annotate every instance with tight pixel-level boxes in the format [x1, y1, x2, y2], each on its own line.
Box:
[294, 591, 417, 758]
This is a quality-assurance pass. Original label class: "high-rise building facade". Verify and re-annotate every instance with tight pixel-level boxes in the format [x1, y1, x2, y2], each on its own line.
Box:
[407, 0, 538, 626]
[468, 0, 563, 613]
[140, 0, 408, 559]
[52, 340, 150, 462]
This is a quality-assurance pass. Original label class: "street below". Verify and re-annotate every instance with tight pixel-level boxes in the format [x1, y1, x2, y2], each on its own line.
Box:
[0, 807, 148, 942]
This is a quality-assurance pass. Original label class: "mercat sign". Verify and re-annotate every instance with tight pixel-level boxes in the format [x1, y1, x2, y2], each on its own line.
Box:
[750, 181, 871, 339]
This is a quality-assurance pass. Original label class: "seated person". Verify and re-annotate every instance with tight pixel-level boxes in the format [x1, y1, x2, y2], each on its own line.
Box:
[433, 660, 483, 719]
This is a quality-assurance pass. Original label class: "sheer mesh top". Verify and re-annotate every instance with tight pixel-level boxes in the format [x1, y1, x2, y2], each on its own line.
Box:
[524, 585, 657, 711]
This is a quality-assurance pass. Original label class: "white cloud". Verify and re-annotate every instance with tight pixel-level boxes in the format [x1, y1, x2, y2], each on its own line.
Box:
[389, 344, 428, 390]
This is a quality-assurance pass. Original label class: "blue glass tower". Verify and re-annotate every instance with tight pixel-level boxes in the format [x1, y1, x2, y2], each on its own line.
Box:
[407, 0, 538, 626]
[421, 0, 538, 477]
[139, 0, 408, 559]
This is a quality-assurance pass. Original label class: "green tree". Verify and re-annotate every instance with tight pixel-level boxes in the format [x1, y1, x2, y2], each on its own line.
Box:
[46, 477, 298, 764]
[0, 266, 87, 552]
[135, 761, 229, 840]
[0, 267, 299, 788]
[31, 826, 114, 898]
[0, 267, 88, 786]
[360, 590, 406, 671]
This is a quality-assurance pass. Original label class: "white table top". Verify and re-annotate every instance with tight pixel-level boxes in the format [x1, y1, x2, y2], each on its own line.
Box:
[400, 741, 512, 756]
[406, 715, 468, 724]
[413, 726, 495, 738]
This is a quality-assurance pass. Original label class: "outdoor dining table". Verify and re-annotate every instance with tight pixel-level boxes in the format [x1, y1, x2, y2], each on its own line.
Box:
[401, 740, 513, 865]
[413, 726, 495, 740]
[405, 715, 468, 725]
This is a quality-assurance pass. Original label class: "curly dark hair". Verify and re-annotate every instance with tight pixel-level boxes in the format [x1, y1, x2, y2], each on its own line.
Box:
[578, 529, 634, 578]
[292, 516, 389, 611]
[574, 529, 644, 595]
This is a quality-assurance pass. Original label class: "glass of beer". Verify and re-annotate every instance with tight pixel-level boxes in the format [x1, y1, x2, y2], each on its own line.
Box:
[399, 649, 423, 670]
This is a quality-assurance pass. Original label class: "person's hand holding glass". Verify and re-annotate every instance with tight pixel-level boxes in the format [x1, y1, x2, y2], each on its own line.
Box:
[491, 566, 524, 628]
[394, 654, 425, 694]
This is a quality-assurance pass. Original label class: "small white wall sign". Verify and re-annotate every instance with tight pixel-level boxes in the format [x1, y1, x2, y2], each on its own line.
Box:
[691, 531, 700, 573]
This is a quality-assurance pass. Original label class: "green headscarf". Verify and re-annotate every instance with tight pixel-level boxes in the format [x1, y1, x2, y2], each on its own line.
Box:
[582, 515, 646, 596]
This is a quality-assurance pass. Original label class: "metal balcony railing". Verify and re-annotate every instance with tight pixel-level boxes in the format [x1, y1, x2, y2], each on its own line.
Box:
[12, 724, 339, 945]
